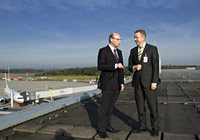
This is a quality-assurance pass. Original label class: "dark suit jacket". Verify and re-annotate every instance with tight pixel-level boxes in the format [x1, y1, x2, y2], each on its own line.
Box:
[98, 45, 124, 91]
[128, 43, 159, 88]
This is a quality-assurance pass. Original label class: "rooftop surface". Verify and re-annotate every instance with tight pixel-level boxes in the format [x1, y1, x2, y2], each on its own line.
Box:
[1, 80, 200, 140]
[0, 69, 200, 140]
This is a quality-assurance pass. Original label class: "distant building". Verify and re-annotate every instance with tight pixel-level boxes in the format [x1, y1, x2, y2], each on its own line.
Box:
[195, 67, 200, 70]
[186, 67, 195, 70]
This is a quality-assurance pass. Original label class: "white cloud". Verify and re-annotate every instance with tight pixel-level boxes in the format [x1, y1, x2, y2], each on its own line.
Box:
[46, 0, 69, 10]
[0, 0, 40, 12]
[0, 0, 131, 12]
[147, 19, 200, 41]
[58, 0, 131, 10]
[144, 20, 200, 65]
[134, 0, 196, 9]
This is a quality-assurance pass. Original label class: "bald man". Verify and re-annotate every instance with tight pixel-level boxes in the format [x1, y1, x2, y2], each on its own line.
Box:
[97, 33, 124, 138]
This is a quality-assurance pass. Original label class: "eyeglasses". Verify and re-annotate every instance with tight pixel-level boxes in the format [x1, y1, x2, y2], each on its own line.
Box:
[112, 38, 122, 41]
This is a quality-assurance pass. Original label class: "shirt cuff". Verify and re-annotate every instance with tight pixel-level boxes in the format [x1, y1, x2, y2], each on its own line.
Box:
[152, 83, 157, 86]
[133, 65, 136, 72]
[115, 64, 118, 69]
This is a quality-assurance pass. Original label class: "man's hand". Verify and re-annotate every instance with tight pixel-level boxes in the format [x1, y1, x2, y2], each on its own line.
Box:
[151, 83, 157, 90]
[117, 63, 124, 69]
[120, 84, 124, 92]
[134, 64, 142, 71]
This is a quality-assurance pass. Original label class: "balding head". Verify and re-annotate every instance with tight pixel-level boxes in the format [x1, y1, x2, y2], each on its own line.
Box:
[109, 33, 122, 48]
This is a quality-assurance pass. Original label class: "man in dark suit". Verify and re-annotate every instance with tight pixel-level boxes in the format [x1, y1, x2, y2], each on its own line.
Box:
[98, 33, 124, 138]
[128, 29, 160, 136]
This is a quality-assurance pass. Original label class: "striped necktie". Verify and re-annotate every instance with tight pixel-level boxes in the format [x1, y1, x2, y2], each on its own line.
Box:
[138, 46, 142, 61]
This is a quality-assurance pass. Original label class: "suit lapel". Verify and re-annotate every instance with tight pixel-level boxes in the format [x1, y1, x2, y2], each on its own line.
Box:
[107, 46, 117, 63]
[140, 44, 149, 63]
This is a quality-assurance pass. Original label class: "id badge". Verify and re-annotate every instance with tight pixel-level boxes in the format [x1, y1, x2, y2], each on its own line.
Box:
[143, 53, 148, 63]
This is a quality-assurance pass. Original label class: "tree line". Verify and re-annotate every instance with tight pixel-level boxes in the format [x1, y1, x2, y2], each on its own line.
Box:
[0, 68, 44, 73]
[35, 67, 132, 76]
[0, 65, 199, 76]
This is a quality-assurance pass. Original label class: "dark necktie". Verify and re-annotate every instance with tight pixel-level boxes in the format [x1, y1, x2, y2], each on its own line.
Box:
[114, 49, 119, 62]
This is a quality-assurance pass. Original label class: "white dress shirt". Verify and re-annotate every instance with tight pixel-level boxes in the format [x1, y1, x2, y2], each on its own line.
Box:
[109, 44, 118, 69]
[138, 42, 146, 54]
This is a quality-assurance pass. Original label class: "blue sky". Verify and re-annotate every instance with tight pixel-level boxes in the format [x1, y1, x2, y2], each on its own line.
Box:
[0, 0, 200, 69]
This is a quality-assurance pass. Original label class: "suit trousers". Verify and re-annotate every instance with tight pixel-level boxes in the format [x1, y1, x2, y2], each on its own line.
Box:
[98, 90, 120, 132]
[135, 80, 158, 131]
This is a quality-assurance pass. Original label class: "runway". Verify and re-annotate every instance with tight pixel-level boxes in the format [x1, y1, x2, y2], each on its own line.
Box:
[0, 80, 91, 96]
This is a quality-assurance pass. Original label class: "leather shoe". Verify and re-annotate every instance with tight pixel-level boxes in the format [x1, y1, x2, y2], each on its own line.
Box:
[99, 131, 108, 138]
[106, 127, 120, 133]
[131, 128, 146, 133]
[151, 130, 159, 136]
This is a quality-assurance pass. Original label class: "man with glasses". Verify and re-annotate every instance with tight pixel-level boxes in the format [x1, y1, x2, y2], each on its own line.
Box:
[128, 29, 160, 136]
[97, 33, 124, 138]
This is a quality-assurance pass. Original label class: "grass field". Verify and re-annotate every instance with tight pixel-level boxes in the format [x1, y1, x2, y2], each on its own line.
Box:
[0, 73, 99, 82]
[42, 75, 98, 80]
[33, 75, 98, 82]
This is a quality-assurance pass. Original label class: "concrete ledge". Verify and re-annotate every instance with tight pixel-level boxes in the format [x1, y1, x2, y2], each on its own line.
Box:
[38, 125, 96, 139]
[128, 131, 161, 140]
[94, 130, 130, 140]
[164, 132, 196, 140]
[37, 125, 73, 135]
[13, 123, 44, 134]
[13, 124, 200, 140]
[14, 123, 131, 140]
